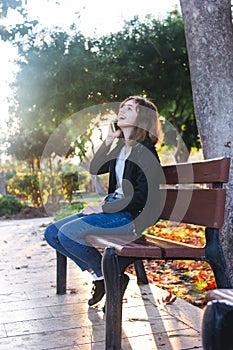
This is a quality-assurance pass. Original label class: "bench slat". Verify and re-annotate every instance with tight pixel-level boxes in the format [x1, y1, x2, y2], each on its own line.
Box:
[160, 188, 226, 228]
[86, 234, 205, 259]
[86, 235, 163, 258]
[163, 157, 230, 184]
[144, 235, 205, 259]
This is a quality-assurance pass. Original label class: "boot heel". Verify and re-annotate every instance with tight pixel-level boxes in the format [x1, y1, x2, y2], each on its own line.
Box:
[88, 279, 105, 306]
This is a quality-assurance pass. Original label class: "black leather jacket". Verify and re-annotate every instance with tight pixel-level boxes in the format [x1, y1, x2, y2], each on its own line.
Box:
[89, 136, 164, 233]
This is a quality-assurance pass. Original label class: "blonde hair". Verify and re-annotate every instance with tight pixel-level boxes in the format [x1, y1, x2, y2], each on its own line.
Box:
[120, 96, 164, 148]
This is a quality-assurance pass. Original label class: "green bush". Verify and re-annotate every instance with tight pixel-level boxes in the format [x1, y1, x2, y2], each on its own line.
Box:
[7, 174, 41, 206]
[0, 195, 24, 217]
[61, 172, 80, 203]
[54, 202, 84, 220]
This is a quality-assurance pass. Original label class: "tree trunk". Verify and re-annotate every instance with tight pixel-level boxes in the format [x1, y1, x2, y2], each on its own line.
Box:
[180, 0, 233, 282]
[0, 172, 6, 195]
[174, 132, 190, 163]
[80, 158, 105, 195]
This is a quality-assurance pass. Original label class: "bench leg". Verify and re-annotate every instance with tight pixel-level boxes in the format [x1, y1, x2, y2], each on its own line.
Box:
[134, 260, 148, 285]
[56, 251, 67, 294]
[102, 247, 122, 350]
[205, 228, 232, 288]
[202, 300, 233, 350]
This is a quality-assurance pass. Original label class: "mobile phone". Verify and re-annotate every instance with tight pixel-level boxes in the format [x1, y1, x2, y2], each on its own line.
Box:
[111, 122, 119, 132]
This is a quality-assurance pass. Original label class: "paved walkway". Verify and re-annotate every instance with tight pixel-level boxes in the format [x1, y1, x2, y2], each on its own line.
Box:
[0, 217, 203, 349]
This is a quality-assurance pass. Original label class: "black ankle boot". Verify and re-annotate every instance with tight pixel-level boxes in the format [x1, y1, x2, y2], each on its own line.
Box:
[88, 279, 105, 306]
[102, 273, 129, 313]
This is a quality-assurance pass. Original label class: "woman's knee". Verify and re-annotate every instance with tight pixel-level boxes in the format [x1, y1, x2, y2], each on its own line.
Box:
[58, 231, 79, 250]
[44, 223, 58, 244]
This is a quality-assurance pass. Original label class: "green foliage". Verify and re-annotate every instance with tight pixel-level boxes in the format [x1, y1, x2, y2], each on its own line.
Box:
[7, 173, 41, 206]
[0, 0, 38, 41]
[61, 172, 80, 203]
[39, 171, 63, 206]
[0, 0, 22, 18]
[54, 202, 84, 220]
[6, 10, 200, 169]
[95, 14, 199, 154]
[6, 129, 49, 170]
[0, 194, 23, 217]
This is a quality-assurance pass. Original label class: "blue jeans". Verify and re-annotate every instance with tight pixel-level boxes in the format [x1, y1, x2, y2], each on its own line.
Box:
[44, 208, 134, 277]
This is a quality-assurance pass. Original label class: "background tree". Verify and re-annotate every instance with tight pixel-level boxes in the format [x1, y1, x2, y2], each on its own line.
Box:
[95, 13, 199, 161]
[7, 12, 200, 168]
[180, 0, 233, 281]
[61, 172, 79, 203]
[0, 0, 38, 41]
[3, 8, 204, 203]
[7, 173, 41, 206]
[6, 29, 95, 170]
[0, 0, 22, 17]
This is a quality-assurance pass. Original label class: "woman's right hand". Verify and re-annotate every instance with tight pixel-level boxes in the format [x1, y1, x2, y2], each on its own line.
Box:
[105, 121, 121, 146]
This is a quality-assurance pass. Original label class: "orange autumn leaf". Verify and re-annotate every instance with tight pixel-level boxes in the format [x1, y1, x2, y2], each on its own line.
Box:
[125, 221, 216, 308]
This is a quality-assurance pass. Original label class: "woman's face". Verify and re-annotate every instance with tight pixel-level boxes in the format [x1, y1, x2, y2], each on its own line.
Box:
[117, 99, 138, 129]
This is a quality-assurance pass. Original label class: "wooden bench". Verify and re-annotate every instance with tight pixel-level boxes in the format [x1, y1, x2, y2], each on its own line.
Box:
[56, 157, 232, 350]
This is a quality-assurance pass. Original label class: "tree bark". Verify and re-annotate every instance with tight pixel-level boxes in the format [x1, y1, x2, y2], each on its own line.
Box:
[180, 0, 233, 281]
[0, 172, 6, 195]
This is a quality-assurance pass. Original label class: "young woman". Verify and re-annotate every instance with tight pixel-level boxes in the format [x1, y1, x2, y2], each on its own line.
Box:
[44, 96, 164, 306]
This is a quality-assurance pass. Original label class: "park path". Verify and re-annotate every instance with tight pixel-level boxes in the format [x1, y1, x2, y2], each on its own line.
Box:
[0, 217, 203, 349]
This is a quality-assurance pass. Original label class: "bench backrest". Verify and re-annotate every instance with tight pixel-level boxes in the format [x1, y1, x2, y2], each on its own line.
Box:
[160, 157, 230, 228]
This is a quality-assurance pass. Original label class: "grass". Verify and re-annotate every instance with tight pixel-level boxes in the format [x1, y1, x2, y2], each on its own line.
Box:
[54, 193, 105, 220]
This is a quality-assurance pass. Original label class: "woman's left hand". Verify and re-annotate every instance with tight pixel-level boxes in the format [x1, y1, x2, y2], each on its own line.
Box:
[82, 204, 103, 216]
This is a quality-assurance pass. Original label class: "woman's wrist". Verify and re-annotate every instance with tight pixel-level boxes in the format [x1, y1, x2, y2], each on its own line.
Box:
[105, 137, 114, 147]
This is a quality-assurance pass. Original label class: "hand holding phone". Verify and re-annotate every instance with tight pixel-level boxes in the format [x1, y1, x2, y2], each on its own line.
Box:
[106, 121, 121, 146]
[111, 122, 119, 133]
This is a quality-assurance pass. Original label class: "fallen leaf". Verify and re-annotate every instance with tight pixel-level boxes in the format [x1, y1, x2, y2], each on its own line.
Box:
[15, 265, 28, 269]
[69, 288, 79, 294]
[162, 293, 177, 304]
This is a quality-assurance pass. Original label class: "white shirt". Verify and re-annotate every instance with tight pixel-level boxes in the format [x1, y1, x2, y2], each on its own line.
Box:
[115, 145, 132, 195]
